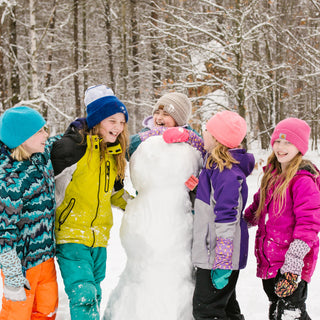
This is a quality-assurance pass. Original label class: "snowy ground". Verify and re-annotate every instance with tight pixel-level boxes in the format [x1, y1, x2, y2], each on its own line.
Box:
[1, 147, 320, 319]
[56, 147, 320, 319]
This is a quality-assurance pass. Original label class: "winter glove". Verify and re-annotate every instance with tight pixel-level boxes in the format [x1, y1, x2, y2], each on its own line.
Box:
[273, 239, 310, 298]
[163, 127, 189, 143]
[211, 238, 233, 289]
[0, 249, 30, 301]
[4, 279, 31, 302]
[275, 272, 299, 298]
[280, 239, 310, 276]
[211, 269, 232, 289]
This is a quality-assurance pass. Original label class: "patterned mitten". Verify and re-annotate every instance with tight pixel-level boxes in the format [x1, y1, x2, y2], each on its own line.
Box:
[280, 239, 310, 276]
[211, 269, 232, 289]
[3, 279, 31, 301]
[0, 250, 30, 301]
[275, 272, 299, 298]
[0, 249, 28, 287]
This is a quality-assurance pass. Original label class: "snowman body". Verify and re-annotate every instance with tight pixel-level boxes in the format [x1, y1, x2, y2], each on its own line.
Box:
[104, 136, 202, 320]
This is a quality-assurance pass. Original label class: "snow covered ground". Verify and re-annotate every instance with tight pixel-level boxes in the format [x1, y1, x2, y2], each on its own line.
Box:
[1, 146, 320, 319]
[56, 147, 320, 319]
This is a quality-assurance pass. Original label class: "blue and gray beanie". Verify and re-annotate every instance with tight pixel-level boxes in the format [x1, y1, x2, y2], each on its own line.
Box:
[0, 106, 46, 149]
[84, 85, 128, 129]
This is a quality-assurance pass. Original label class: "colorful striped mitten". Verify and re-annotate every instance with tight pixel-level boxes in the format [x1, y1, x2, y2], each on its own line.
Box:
[275, 272, 299, 298]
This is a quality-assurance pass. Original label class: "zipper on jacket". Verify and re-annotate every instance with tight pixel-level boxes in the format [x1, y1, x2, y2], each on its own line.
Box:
[58, 198, 75, 231]
[91, 165, 102, 247]
[104, 160, 110, 192]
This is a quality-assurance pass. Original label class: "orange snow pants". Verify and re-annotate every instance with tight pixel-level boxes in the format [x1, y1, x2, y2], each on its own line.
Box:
[0, 258, 58, 320]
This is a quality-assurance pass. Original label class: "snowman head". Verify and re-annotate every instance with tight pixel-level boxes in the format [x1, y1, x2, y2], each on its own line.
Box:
[129, 136, 202, 191]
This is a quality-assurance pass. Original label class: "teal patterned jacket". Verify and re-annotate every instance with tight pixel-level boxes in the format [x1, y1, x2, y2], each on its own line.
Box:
[0, 137, 59, 270]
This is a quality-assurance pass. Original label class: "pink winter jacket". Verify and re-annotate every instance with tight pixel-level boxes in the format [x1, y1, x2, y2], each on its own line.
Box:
[245, 167, 320, 282]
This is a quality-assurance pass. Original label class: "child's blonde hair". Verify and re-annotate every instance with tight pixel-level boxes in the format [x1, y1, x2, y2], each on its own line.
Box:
[11, 145, 31, 161]
[86, 123, 129, 180]
[206, 142, 239, 172]
[255, 151, 318, 220]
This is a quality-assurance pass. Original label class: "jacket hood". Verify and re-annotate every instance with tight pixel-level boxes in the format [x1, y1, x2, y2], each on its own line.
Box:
[142, 116, 154, 129]
[298, 160, 319, 176]
[229, 148, 255, 177]
[61, 117, 87, 144]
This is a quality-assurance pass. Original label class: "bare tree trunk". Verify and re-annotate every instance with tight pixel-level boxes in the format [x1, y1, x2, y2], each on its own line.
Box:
[29, 0, 39, 99]
[130, 0, 140, 133]
[150, 2, 161, 92]
[43, 1, 57, 119]
[130, 0, 139, 98]
[234, 0, 247, 149]
[0, 5, 7, 109]
[120, 0, 128, 93]
[73, 0, 81, 117]
[9, 5, 20, 106]
[105, 0, 114, 88]
[82, 0, 88, 95]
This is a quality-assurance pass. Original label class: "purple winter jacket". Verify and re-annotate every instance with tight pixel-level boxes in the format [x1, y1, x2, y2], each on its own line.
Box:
[245, 166, 320, 282]
[192, 149, 255, 270]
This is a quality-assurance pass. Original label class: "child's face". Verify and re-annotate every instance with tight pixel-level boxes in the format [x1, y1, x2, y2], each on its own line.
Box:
[272, 139, 299, 170]
[153, 108, 176, 127]
[21, 127, 48, 155]
[203, 130, 218, 152]
[98, 113, 126, 143]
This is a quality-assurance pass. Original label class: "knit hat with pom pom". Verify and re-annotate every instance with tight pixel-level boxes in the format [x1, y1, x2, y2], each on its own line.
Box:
[85, 84, 128, 129]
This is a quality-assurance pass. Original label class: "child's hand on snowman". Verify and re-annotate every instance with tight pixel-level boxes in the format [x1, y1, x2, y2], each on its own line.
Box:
[163, 127, 189, 143]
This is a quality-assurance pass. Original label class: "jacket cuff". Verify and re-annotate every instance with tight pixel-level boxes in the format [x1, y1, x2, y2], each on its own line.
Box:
[213, 237, 233, 270]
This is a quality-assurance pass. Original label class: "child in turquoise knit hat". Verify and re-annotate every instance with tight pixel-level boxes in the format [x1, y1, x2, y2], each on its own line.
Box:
[0, 106, 59, 320]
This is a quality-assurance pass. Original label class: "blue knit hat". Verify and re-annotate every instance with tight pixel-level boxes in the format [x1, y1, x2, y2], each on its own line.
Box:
[0, 106, 46, 149]
[84, 85, 128, 129]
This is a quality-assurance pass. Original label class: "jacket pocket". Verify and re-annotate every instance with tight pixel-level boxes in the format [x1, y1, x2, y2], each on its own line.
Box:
[58, 198, 75, 230]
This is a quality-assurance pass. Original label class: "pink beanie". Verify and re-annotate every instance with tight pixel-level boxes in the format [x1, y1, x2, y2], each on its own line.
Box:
[270, 118, 310, 155]
[206, 110, 247, 148]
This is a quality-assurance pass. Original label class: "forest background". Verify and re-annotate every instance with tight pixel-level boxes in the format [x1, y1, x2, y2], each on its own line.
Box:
[0, 0, 320, 150]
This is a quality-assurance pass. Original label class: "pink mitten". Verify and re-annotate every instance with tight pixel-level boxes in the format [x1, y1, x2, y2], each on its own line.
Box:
[163, 127, 189, 143]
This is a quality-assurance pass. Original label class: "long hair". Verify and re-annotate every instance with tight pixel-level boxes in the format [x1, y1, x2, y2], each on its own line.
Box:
[206, 142, 239, 172]
[11, 145, 31, 161]
[254, 151, 315, 219]
[85, 123, 129, 180]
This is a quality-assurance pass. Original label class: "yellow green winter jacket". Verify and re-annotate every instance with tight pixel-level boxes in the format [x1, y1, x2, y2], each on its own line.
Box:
[51, 121, 127, 247]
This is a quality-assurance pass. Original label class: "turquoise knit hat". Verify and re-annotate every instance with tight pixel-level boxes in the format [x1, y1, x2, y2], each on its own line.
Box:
[0, 106, 46, 149]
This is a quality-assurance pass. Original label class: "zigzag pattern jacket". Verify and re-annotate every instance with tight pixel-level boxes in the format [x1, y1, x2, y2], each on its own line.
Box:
[0, 138, 57, 270]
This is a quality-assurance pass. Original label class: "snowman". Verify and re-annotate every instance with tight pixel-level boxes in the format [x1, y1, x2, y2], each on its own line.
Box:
[104, 133, 203, 320]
